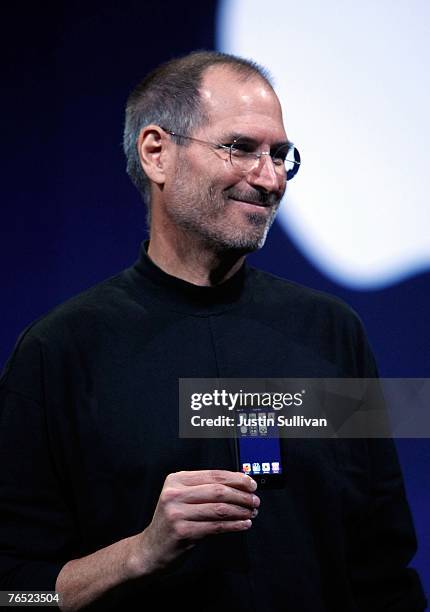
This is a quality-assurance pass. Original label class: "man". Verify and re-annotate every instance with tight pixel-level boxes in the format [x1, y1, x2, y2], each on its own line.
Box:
[0, 51, 426, 611]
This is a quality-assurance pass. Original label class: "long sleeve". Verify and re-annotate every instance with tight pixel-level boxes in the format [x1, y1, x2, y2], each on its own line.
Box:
[0, 331, 77, 591]
[347, 437, 427, 611]
[344, 316, 427, 610]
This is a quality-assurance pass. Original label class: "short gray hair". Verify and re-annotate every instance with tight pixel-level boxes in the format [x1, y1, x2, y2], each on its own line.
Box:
[123, 50, 274, 223]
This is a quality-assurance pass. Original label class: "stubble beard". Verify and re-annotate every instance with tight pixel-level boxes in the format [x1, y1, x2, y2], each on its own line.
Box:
[168, 159, 281, 255]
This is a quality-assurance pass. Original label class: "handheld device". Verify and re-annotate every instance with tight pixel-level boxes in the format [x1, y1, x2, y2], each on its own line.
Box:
[235, 407, 285, 488]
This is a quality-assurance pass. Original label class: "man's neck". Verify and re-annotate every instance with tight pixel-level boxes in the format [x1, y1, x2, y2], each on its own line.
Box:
[147, 231, 246, 287]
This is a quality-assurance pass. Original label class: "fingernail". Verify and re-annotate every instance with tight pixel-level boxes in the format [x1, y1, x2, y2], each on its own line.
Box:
[252, 495, 260, 508]
[251, 508, 259, 518]
[247, 477, 258, 491]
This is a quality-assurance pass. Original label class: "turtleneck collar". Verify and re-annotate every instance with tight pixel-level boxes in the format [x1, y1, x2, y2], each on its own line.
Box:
[131, 241, 250, 315]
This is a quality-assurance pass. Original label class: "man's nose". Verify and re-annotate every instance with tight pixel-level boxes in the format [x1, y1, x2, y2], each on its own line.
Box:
[247, 154, 284, 193]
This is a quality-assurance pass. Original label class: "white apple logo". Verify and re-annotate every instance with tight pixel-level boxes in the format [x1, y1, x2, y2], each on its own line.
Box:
[217, 0, 430, 289]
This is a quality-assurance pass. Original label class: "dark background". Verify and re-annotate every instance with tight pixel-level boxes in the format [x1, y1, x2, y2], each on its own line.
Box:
[2, 0, 429, 597]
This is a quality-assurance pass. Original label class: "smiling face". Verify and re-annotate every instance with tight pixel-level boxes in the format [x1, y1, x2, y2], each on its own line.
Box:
[159, 65, 288, 254]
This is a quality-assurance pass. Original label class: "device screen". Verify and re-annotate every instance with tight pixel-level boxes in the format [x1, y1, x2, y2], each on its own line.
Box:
[236, 408, 285, 486]
[238, 435, 283, 476]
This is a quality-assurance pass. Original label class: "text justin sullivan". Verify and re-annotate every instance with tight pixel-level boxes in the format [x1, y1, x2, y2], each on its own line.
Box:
[190, 415, 328, 427]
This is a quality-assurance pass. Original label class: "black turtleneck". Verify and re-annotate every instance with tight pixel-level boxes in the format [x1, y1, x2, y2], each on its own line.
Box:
[0, 243, 425, 611]
[132, 241, 249, 314]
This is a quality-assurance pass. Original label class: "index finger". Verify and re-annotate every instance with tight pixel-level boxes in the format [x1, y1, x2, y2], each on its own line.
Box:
[172, 470, 257, 492]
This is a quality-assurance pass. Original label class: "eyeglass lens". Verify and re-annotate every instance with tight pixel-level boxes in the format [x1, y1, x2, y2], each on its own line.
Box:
[229, 139, 300, 180]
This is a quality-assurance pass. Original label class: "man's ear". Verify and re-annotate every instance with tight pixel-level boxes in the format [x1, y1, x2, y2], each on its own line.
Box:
[137, 125, 169, 187]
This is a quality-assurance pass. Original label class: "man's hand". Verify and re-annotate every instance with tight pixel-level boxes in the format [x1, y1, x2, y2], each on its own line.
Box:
[129, 470, 260, 576]
[55, 470, 258, 610]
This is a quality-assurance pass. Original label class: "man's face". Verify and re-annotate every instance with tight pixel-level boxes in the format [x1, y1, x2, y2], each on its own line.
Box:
[161, 66, 288, 253]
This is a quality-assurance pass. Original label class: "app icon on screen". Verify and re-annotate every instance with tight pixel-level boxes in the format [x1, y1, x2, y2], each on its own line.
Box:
[262, 462, 270, 473]
[272, 462, 280, 473]
[242, 463, 251, 473]
[252, 462, 261, 473]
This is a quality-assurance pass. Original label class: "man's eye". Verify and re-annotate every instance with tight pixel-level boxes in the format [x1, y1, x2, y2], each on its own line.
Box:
[230, 142, 254, 155]
[272, 153, 287, 164]
[271, 146, 290, 164]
